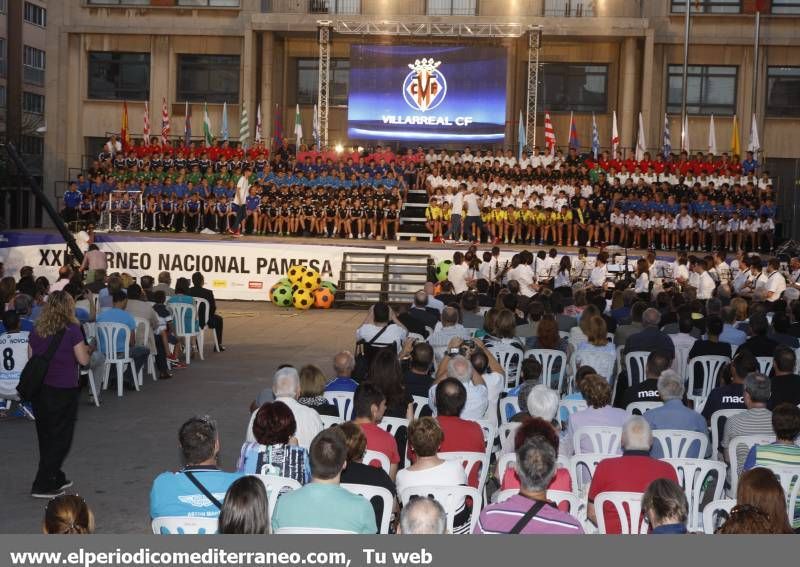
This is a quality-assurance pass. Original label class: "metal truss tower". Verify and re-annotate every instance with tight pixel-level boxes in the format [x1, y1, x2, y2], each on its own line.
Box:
[526, 27, 542, 151]
[317, 21, 332, 150]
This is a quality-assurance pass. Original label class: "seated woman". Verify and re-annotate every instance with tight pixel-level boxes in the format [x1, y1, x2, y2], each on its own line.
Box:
[573, 315, 616, 384]
[237, 401, 311, 485]
[297, 364, 338, 417]
[642, 479, 690, 534]
[396, 416, 469, 533]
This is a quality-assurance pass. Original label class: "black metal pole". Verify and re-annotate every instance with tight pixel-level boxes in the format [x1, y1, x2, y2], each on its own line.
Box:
[4, 143, 84, 264]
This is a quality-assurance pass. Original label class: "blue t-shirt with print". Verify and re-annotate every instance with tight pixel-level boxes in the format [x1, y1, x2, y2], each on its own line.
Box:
[150, 468, 243, 518]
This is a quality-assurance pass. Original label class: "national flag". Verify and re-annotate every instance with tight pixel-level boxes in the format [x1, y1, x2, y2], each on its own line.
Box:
[747, 113, 760, 153]
[518, 109, 526, 160]
[708, 114, 718, 155]
[273, 104, 284, 149]
[184, 101, 192, 147]
[662, 113, 672, 158]
[681, 113, 691, 152]
[635, 112, 647, 161]
[121, 101, 130, 147]
[255, 103, 263, 143]
[203, 102, 213, 146]
[294, 104, 303, 147]
[240, 102, 250, 150]
[312, 104, 320, 149]
[543, 111, 556, 156]
[591, 113, 600, 160]
[142, 101, 150, 146]
[160, 97, 170, 145]
[568, 111, 580, 150]
[731, 114, 741, 156]
[611, 110, 620, 156]
[220, 102, 229, 141]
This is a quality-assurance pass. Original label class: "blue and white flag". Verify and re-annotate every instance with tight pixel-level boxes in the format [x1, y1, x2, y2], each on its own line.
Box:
[662, 113, 672, 158]
[220, 101, 229, 141]
[591, 113, 600, 160]
[518, 110, 526, 160]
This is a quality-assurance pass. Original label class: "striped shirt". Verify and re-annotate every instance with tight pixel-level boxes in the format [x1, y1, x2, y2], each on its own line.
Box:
[721, 408, 774, 475]
[743, 443, 800, 529]
[474, 494, 584, 534]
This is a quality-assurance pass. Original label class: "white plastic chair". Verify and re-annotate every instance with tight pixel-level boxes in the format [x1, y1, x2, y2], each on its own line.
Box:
[568, 453, 606, 497]
[498, 422, 522, 455]
[524, 349, 567, 393]
[320, 414, 342, 428]
[547, 489, 585, 520]
[652, 430, 709, 459]
[492, 488, 518, 503]
[473, 419, 496, 456]
[756, 356, 773, 375]
[377, 415, 409, 463]
[728, 434, 777, 494]
[762, 465, 800, 526]
[558, 398, 588, 427]
[274, 527, 358, 534]
[399, 485, 482, 535]
[151, 516, 218, 535]
[133, 316, 158, 383]
[499, 396, 521, 424]
[253, 474, 301, 525]
[497, 452, 517, 484]
[559, 331, 570, 340]
[96, 321, 140, 397]
[193, 296, 221, 357]
[701, 498, 736, 534]
[488, 343, 524, 389]
[363, 449, 391, 476]
[438, 451, 490, 491]
[686, 355, 729, 413]
[710, 408, 745, 461]
[572, 426, 622, 456]
[665, 458, 726, 532]
[625, 401, 663, 416]
[624, 351, 650, 387]
[323, 391, 355, 421]
[412, 395, 429, 418]
[594, 491, 647, 534]
[341, 483, 394, 534]
[168, 302, 200, 365]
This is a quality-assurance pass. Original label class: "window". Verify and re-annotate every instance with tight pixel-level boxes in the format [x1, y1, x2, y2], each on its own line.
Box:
[0, 38, 6, 78]
[667, 65, 737, 115]
[766, 67, 800, 117]
[88, 52, 150, 101]
[427, 0, 477, 16]
[176, 0, 241, 6]
[21, 135, 44, 156]
[177, 54, 240, 103]
[543, 0, 594, 16]
[0, 0, 6, 13]
[23, 92, 45, 114]
[86, 1, 149, 5]
[771, 0, 800, 14]
[670, 0, 741, 13]
[23, 45, 45, 85]
[0, 85, 6, 108]
[296, 58, 349, 106]
[538, 63, 608, 113]
[24, 2, 46, 26]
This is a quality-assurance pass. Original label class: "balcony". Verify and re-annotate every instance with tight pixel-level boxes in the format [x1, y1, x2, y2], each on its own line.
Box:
[85, 1, 241, 7]
[543, 0, 595, 17]
[23, 66, 45, 86]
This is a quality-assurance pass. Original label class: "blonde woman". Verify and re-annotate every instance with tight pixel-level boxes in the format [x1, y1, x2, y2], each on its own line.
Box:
[29, 291, 92, 499]
[297, 364, 338, 417]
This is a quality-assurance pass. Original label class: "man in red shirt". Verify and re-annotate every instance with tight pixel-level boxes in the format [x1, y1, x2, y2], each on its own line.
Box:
[587, 416, 679, 534]
[352, 383, 400, 480]
[433, 378, 486, 487]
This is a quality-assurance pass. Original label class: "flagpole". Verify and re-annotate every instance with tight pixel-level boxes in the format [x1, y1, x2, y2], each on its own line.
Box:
[680, 0, 691, 151]
[752, 8, 761, 157]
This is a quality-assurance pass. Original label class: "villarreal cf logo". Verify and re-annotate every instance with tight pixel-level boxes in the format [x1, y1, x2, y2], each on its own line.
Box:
[403, 58, 448, 113]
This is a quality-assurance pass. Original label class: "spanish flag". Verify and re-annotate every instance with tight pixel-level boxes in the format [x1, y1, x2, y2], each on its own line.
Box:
[121, 100, 130, 148]
[730, 114, 741, 157]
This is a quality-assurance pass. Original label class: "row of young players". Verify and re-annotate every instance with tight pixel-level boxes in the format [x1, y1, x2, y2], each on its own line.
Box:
[425, 202, 777, 252]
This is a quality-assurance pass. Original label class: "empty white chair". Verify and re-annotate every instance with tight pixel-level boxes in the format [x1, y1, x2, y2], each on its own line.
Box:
[438, 451, 490, 492]
[686, 355, 729, 413]
[133, 316, 158, 383]
[399, 485, 482, 535]
[323, 391, 354, 421]
[762, 465, 800, 527]
[167, 302, 199, 365]
[709, 408, 745, 461]
[665, 458, 726, 532]
[498, 422, 522, 455]
[624, 351, 650, 387]
[572, 426, 622, 456]
[363, 449, 391, 476]
[151, 516, 218, 535]
[652, 430, 709, 459]
[702, 498, 736, 534]
[756, 356, 773, 376]
[274, 527, 358, 534]
[96, 321, 140, 398]
[412, 395, 429, 418]
[524, 349, 566, 392]
[193, 296, 220, 357]
[728, 434, 777, 494]
[253, 474, 301, 525]
[593, 491, 647, 534]
[341, 483, 394, 534]
[499, 396, 521, 424]
[625, 401, 663, 416]
[488, 343, 523, 389]
[568, 453, 606, 497]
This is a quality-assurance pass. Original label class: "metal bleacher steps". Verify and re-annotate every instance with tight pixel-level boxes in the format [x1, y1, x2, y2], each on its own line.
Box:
[338, 251, 432, 305]
[399, 188, 432, 241]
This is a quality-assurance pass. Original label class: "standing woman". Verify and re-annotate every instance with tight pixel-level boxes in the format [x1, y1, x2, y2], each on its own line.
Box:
[29, 290, 92, 498]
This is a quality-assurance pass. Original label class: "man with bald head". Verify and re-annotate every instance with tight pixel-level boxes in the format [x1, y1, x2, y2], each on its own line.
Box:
[404, 290, 439, 331]
[623, 307, 675, 360]
[399, 497, 447, 535]
[428, 352, 487, 420]
[427, 306, 472, 357]
[326, 351, 359, 393]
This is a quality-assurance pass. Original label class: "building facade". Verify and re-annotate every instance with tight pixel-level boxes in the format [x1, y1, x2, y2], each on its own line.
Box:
[43, 0, 800, 229]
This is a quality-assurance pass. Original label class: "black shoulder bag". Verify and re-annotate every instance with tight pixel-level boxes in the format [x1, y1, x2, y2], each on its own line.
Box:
[16, 329, 67, 402]
[353, 323, 392, 382]
[184, 471, 222, 510]
[508, 499, 548, 534]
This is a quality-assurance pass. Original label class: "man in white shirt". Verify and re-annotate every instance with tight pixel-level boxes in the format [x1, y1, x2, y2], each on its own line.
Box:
[355, 302, 408, 353]
[428, 351, 488, 421]
[694, 259, 716, 300]
[764, 258, 787, 302]
[514, 254, 537, 298]
[447, 252, 472, 295]
[229, 167, 252, 237]
[589, 252, 610, 288]
[462, 185, 486, 243]
[444, 186, 464, 242]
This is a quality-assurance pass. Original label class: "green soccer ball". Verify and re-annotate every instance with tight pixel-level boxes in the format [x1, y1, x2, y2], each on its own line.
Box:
[271, 284, 294, 307]
[435, 260, 453, 282]
[320, 280, 337, 294]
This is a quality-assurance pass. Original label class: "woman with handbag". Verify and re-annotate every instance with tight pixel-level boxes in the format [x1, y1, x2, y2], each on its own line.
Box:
[27, 291, 92, 499]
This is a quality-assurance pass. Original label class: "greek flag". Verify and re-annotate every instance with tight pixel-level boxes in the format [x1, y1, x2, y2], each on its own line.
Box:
[591, 113, 600, 160]
[662, 113, 672, 158]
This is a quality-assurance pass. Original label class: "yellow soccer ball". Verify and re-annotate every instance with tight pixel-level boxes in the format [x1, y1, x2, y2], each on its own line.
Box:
[293, 289, 313, 310]
[299, 268, 322, 292]
[287, 265, 308, 284]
